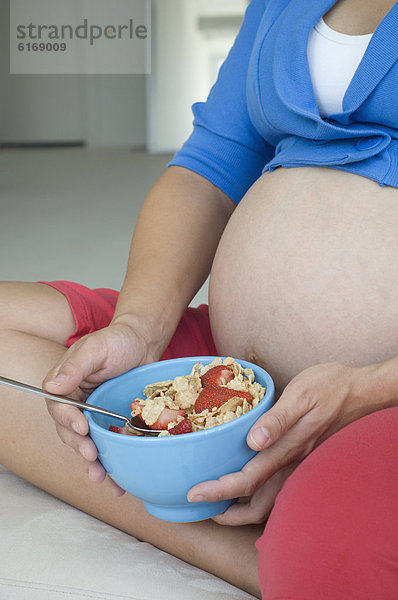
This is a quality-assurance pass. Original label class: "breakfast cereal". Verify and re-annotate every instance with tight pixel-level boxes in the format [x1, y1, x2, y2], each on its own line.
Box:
[111, 357, 265, 436]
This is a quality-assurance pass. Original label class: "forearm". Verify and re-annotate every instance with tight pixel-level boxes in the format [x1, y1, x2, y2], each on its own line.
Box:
[112, 166, 235, 356]
[354, 356, 398, 412]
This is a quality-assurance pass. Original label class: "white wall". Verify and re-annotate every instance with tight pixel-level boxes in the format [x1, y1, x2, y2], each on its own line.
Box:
[83, 75, 147, 148]
[147, 0, 246, 153]
[0, 0, 83, 143]
[0, 1, 147, 148]
[1, 0, 246, 151]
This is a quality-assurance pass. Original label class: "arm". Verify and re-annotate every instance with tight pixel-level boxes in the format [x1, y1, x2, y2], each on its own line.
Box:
[111, 165, 235, 361]
[43, 167, 234, 492]
[356, 356, 398, 412]
[114, 0, 273, 345]
[188, 358, 398, 525]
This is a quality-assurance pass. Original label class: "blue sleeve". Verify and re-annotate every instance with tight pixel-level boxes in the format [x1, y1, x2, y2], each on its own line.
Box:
[168, 0, 274, 204]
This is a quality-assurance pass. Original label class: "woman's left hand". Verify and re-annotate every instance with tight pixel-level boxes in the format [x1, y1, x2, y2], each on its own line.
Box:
[187, 361, 378, 525]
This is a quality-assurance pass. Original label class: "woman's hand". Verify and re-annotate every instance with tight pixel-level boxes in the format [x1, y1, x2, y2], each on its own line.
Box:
[188, 361, 387, 525]
[42, 317, 161, 495]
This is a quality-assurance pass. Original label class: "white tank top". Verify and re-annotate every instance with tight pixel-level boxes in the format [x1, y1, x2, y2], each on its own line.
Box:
[307, 17, 373, 117]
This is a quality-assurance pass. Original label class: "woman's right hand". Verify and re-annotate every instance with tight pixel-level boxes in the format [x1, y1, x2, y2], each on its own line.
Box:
[41, 166, 234, 494]
[42, 318, 161, 495]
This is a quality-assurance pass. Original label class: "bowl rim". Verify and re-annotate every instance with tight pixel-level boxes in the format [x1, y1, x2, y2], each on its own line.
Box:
[85, 356, 275, 443]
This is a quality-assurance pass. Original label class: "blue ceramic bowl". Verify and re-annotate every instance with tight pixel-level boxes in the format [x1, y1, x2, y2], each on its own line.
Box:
[85, 357, 274, 522]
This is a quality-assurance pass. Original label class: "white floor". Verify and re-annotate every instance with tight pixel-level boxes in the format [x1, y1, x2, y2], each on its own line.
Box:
[0, 147, 209, 305]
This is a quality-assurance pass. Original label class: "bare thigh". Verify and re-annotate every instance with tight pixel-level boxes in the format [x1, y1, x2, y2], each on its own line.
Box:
[0, 283, 262, 597]
[0, 281, 76, 344]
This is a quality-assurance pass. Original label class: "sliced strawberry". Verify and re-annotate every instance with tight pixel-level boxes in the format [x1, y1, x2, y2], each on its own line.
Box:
[109, 425, 123, 434]
[130, 399, 185, 431]
[130, 399, 144, 415]
[129, 399, 152, 431]
[151, 407, 186, 430]
[200, 365, 235, 387]
[169, 417, 193, 435]
[195, 386, 253, 413]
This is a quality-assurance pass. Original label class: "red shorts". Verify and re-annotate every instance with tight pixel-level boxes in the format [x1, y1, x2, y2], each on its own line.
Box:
[256, 407, 398, 599]
[40, 280, 217, 358]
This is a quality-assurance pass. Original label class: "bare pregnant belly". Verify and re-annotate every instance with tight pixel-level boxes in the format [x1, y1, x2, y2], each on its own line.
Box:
[209, 167, 398, 393]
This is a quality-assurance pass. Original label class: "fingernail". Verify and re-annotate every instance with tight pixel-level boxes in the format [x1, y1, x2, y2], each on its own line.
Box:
[249, 427, 271, 450]
[72, 422, 81, 434]
[79, 445, 87, 459]
[188, 495, 205, 503]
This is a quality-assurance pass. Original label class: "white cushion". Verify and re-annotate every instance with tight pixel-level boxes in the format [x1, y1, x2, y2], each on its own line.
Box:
[0, 465, 255, 600]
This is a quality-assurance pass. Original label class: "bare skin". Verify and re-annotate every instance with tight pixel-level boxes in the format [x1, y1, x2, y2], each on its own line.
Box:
[323, 0, 397, 35]
[1, 1, 397, 597]
[210, 167, 398, 396]
[0, 286, 263, 598]
[1, 165, 397, 594]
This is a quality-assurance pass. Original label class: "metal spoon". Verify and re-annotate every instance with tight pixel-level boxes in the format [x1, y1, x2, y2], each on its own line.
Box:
[0, 375, 162, 436]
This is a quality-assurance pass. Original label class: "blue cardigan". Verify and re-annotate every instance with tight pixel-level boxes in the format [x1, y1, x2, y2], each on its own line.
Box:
[169, 0, 398, 204]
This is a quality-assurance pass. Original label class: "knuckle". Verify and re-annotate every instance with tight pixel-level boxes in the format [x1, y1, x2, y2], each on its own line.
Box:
[81, 439, 97, 461]
[56, 406, 72, 428]
[87, 461, 106, 484]
[59, 358, 82, 377]
[43, 368, 59, 383]
[248, 494, 274, 524]
[252, 509, 270, 524]
[58, 407, 72, 428]
[55, 423, 73, 447]
[244, 502, 269, 525]
[52, 403, 79, 429]
[210, 482, 227, 502]
[214, 489, 225, 502]
[267, 410, 289, 436]
[285, 376, 310, 401]
[46, 400, 64, 425]
[75, 332, 101, 355]
[242, 476, 258, 497]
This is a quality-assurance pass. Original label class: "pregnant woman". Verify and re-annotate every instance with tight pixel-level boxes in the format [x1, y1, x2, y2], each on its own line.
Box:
[1, 0, 397, 598]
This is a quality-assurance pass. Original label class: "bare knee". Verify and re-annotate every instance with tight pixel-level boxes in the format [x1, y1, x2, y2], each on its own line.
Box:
[0, 281, 75, 345]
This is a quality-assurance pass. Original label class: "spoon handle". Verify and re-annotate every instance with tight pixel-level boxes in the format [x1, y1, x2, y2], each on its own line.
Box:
[0, 375, 129, 425]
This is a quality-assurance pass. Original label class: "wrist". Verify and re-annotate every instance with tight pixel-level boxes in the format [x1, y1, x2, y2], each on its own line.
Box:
[351, 358, 398, 411]
[110, 304, 179, 364]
